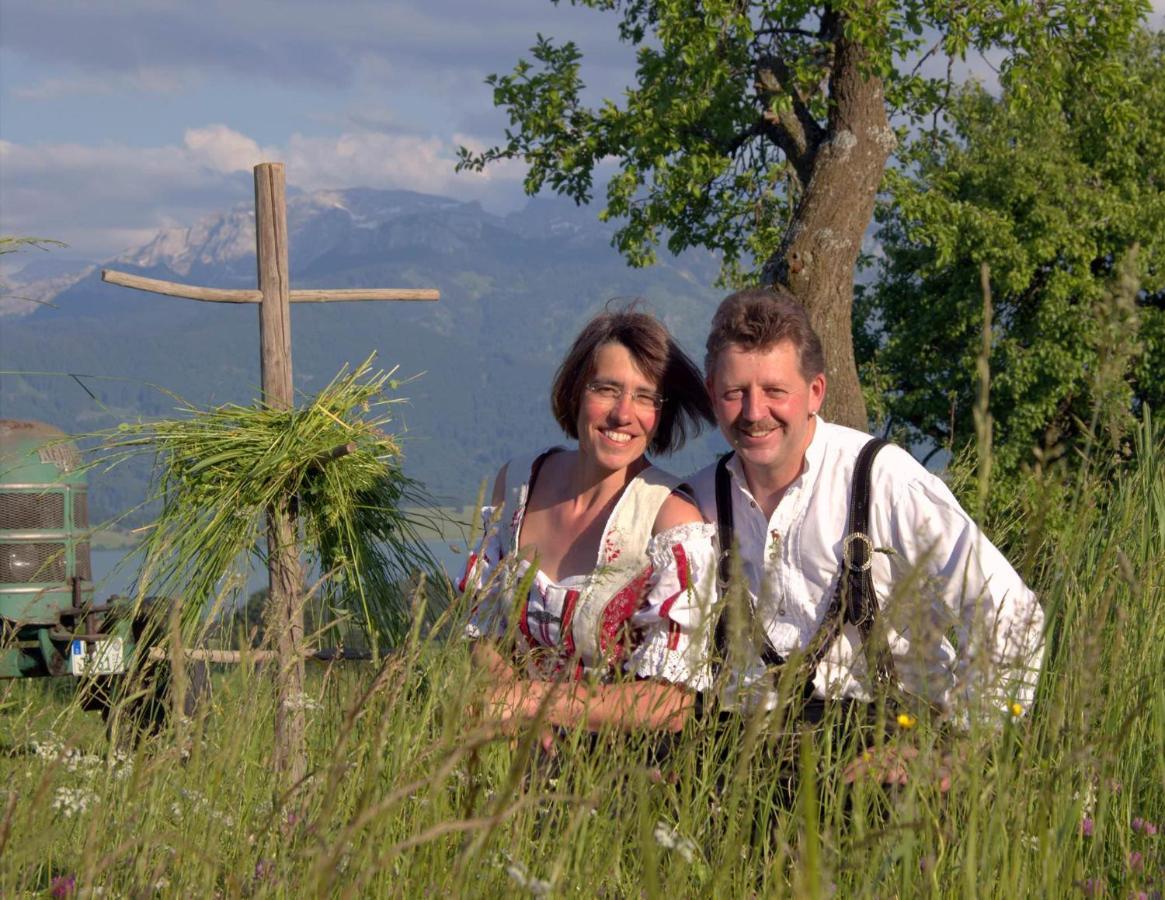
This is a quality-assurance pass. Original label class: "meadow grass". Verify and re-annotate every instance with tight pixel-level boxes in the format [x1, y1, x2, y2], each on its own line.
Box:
[1, 413, 1162, 898]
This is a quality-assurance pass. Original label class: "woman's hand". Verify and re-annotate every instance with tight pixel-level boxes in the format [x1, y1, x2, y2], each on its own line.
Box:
[471, 641, 518, 682]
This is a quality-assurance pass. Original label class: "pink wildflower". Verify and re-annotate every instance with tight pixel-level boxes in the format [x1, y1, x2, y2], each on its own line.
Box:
[1082, 817, 1095, 837]
[50, 875, 76, 897]
[1127, 850, 1144, 872]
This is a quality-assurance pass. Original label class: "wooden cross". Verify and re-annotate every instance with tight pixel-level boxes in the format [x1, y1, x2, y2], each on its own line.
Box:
[102, 162, 439, 789]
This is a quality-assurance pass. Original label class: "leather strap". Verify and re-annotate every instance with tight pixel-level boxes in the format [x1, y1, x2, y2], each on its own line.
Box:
[710, 437, 893, 691]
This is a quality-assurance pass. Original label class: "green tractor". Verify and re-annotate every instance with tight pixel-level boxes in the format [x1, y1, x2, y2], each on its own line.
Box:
[1, 419, 201, 729]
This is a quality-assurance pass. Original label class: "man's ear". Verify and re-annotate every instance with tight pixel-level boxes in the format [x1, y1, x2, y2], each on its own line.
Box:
[809, 372, 826, 415]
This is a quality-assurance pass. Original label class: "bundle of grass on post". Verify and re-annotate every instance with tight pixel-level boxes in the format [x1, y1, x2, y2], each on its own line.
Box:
[96, 356, 442, 654]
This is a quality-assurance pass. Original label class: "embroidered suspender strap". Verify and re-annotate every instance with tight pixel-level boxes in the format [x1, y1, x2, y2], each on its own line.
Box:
[796, 437, 892, 680]
[712, 453, 788, 670]
[710, 436, 894, 690]
[838, 437, 894, 683]
[713, 453, 735, 595]
[839, 438, 888, 634]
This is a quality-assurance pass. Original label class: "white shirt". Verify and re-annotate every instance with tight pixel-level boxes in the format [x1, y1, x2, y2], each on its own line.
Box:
[687, 420, 1045, 722]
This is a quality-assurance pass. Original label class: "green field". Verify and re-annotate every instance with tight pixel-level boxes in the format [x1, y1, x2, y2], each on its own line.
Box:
[2, 418, 1163, 898]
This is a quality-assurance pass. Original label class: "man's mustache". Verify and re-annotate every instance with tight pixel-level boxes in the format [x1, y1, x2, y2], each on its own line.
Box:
[731, 418, 780, 434]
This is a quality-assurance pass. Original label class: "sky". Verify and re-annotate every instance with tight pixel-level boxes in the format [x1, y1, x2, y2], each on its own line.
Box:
[2, 0, 1163, 263]
[0, 0, 637, 261]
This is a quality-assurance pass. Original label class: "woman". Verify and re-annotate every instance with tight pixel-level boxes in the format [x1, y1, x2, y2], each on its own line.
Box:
[462, 307, 717, 735]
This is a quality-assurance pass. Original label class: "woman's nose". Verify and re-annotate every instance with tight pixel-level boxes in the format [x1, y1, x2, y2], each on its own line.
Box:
[611, 392, 636, 418]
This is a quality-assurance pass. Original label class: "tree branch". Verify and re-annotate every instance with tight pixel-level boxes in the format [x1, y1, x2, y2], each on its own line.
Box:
[754, 55, 825, 187]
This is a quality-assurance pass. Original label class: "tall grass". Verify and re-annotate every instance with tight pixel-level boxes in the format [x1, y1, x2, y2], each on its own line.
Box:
[1, 411, 1162, 897]
[87, 356, 442, 649]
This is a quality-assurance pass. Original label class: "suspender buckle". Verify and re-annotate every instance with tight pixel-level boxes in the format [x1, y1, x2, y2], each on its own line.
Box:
[842, 532, 875, 572]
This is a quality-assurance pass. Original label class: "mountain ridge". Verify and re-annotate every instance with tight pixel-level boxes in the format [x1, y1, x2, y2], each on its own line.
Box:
[0, 188, 725, 523]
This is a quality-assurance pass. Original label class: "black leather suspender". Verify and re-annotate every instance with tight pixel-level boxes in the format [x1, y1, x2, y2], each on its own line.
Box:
[712, 438, 894, 686]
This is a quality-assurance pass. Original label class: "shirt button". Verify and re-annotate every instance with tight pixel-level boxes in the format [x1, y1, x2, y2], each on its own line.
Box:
[750, 500, 758, 509]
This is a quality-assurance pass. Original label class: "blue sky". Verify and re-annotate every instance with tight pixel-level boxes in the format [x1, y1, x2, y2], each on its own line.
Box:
[0, 0, 637, 260]
[2, 0, 1163, 262]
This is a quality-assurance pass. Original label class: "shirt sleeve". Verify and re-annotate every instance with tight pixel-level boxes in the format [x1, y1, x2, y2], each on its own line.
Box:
[626, 522, 719, 692]
[884, 472, 1045, 725]
[461, 506, 509, 641]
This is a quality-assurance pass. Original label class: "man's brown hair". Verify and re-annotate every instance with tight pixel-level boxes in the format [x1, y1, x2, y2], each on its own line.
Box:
[551, 304, 713, 456]
[704, 286, 825, 380]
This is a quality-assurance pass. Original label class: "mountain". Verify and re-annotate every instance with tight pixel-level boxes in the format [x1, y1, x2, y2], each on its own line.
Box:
[0, 188, 726, 524]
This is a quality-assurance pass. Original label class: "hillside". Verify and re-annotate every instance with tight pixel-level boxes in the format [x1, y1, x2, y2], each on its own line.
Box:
[0, 189, 725, 523]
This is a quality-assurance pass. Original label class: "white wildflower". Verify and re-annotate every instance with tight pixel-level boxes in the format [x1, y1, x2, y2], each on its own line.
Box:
[64, 751, 103, 773]
[282, 691, 323, 712]
[32, 738, 65, 760]
[52, 786, 96, 818]
[505, 861, 551, 896]
[653, 821, 697, 863]
[1073, 783, 1098, 816]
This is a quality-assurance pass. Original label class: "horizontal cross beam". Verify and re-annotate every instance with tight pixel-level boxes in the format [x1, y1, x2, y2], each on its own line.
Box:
[102, 269, 439, 303]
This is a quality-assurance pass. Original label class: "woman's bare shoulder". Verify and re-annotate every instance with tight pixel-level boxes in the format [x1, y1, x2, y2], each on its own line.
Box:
[651, 491, 705, 535]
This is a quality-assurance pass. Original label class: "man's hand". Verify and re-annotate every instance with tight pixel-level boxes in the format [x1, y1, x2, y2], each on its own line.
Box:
[843, 744, 953, 793]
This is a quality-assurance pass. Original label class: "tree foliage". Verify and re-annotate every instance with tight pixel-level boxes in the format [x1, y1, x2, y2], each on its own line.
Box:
[458, 0, 1148, 427]
[857, 28, 1164, 484]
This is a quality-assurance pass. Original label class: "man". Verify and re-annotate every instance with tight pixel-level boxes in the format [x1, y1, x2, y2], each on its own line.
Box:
[687, 287, 1044, 728]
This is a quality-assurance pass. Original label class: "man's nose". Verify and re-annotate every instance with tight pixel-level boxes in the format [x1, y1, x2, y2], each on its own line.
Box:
[740, 385, 765, 419]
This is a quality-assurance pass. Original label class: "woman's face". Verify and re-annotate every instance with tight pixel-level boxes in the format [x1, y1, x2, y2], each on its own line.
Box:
[575, 341, 662, 474]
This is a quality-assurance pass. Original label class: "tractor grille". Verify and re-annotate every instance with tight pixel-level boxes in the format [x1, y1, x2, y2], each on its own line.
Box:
[0, 542, 67, 583]
[74, 491, 88, 529]
[75, 542, 91, 580]
[0, 492, 65, 531]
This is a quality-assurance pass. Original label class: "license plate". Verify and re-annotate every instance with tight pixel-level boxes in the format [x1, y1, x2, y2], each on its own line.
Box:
[69, 637, 126, 676]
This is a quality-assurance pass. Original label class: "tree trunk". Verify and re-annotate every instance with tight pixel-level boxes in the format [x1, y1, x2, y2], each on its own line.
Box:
[762, 37, 895, 432]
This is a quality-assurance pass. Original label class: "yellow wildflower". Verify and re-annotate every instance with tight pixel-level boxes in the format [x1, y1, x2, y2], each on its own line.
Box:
[896, 712, 917, 729]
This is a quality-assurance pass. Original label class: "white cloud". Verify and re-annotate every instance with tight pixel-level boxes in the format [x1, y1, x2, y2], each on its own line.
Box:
[0, 125, 530, 259]
[184, 125, 269, 174]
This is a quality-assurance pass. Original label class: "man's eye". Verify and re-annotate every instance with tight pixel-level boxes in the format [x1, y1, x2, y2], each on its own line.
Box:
[765, 388, 787, 398]
[723, 389, 743, 401]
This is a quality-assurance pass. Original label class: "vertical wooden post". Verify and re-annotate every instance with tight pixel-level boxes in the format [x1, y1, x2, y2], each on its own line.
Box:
[254, 163, 307, 789]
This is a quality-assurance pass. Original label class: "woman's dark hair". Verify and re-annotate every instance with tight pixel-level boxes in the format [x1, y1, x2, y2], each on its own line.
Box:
[551, 305, 713, 456]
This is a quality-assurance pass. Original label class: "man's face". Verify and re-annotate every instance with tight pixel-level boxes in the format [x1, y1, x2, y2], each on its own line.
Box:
[706, 340, 826, 486]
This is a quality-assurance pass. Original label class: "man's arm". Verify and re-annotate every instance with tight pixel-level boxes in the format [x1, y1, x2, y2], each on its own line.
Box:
[883, 468, 1045, 722]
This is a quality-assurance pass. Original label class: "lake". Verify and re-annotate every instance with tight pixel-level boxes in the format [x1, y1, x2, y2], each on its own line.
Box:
[89, 540, 471, 605]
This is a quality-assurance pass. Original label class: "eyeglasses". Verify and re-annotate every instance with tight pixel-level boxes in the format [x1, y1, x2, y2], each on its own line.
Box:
[585, 381, 665, 411]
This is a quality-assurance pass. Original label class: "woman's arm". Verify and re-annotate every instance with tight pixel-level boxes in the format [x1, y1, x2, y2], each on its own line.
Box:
[486, 675, 695, 733]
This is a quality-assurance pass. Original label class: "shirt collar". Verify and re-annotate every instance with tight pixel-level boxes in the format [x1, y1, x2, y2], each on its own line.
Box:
[802, 416, 827, 477]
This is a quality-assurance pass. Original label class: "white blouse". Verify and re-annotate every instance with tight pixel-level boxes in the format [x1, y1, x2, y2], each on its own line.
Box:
[462, 514, 717, 692]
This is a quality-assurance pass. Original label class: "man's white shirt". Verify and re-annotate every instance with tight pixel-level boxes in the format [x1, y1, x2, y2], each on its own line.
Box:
[687, 420, 1045, 723]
